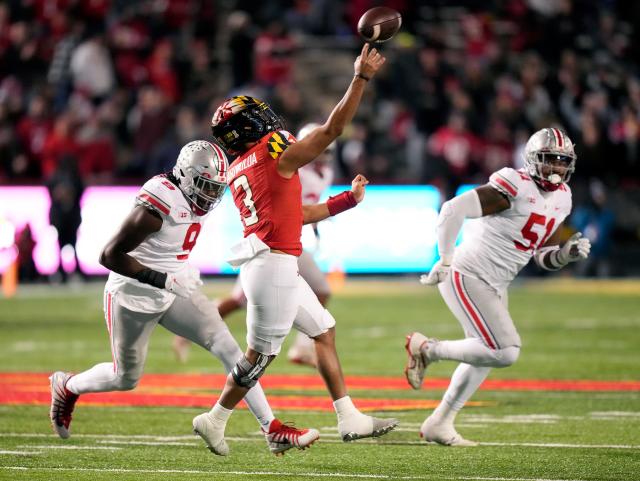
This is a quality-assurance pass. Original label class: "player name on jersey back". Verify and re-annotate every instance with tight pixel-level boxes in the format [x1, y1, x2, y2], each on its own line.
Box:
[227, 152, 257, 180]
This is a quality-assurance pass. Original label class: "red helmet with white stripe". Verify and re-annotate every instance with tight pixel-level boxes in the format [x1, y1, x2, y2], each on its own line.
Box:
[173, 140, 228, 215]
[524, 127, 576, 191]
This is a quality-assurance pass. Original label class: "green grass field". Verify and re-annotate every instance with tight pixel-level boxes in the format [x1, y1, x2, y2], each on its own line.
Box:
[1, 278, 639, 481]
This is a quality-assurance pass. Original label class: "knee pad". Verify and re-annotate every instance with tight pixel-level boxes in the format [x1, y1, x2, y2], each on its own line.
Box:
[232, 353, 271, 388]
[494, 346, 520, 367]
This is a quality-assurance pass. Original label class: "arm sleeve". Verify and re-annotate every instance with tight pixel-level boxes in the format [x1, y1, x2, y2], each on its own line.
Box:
[437, 189, 483, 265]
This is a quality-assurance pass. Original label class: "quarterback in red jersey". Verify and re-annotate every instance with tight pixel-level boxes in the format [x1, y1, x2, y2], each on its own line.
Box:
[190, 44, 397, 456]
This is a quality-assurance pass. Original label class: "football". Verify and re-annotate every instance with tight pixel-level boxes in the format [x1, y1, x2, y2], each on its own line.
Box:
[357, 7, 402, 43]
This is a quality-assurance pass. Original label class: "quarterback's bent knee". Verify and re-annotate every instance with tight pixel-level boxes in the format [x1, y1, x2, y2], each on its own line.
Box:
[231, 353, 271, 388]
[494, 346, 520, 367]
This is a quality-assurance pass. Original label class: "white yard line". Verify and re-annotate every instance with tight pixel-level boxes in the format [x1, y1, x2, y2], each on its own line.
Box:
[1, 433, 196, 440]
[3, 433, 639, 450]
[98, 437, 640, 450]
[590, 411, 640, 417]
[481, 442, 639, 450]
[0, 466, 592, 481]
[0, 450, 41, 455]
[98, 440, 197, 447]
[16, 444, 121, 450]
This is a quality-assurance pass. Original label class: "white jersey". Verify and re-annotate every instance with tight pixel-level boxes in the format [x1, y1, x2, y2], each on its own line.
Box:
[299, 162, 334, 204]
[105, 174, 205, 313]
[299, 161, 333, 250]
[453, 168, 572, 291]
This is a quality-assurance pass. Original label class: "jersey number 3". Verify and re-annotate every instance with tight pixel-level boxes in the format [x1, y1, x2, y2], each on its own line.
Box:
[233, 175, 259, 227]
[514, 213, 555, 252]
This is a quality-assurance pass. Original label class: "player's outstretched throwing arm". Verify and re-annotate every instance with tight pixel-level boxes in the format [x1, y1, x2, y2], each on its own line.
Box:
[277, 44, 385, 178]
[302, 174, 369, 224]
[100, 206, 202, 298]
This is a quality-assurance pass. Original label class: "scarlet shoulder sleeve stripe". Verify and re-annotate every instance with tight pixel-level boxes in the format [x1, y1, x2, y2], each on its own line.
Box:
[489, 173, 518, 198]
[137, 191, 170, 215]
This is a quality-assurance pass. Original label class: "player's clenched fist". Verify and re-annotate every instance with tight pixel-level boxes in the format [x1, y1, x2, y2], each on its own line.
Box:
[350, 174, 369, 203]
[166, 264, 203, 298]
[354, 43, 386, 80]
[420, 260, 451, 286]
[558, 232, 591, 264]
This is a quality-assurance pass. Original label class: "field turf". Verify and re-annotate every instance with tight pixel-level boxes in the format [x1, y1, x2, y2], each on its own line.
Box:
[0, 278, 639, 481]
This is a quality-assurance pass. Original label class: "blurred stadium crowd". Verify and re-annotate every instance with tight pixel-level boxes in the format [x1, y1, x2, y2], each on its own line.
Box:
[1, 0, 639, 276]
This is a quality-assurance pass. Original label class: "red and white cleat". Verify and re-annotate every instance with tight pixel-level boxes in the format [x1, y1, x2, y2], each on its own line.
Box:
[49, 371, 79, 439]
[404, 332, 433, 390]
[263, 419, 319, 455]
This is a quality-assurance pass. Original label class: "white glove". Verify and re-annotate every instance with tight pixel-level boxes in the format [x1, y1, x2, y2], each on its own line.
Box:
[557, 232, 591, 264]
[420, 260, 451, 286]
[165, 265, 203, 298]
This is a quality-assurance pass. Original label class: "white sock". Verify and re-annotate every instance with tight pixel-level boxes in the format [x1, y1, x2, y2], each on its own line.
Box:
[208, 329, 274, 430]
[334, 396, 373, 435]
[430, 399, 458, 425]
[66, 362, 120, 394]
[430, 338, 500, 366]
[441, 363, 491, 412]
[209, 402, 233, 424]
[333, 395, 361, 419]
[244, 386, 274, 430]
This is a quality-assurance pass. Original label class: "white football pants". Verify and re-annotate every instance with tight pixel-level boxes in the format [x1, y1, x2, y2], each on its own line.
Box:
[66, 289, 274, 427]
[239, 250, 335, 356]
[432, 270, 522, 412]
[231, 249, 330, 351]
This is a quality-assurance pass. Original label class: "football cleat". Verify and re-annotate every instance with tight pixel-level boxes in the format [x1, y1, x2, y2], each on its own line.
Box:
[420, 416, 477, 447]
[193, 412, 230, 456]
[263, 419, 319, 455]
[339, 414, 399, 442]
[49, 371, 79, 439]
[286, 345, 317, 368]
[404, 332, 433, 390]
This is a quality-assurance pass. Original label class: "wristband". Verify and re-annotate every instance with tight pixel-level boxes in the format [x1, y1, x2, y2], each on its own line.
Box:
[354, 73, 370, 81]
[327, 191, 357, 216]
[135, 268, 167, 289]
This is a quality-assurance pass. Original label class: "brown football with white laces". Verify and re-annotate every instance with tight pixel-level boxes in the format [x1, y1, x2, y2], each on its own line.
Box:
[357, 7, 402, 43]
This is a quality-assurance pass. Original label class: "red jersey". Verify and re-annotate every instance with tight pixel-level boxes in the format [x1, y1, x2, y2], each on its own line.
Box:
[227, 130, 303, 256]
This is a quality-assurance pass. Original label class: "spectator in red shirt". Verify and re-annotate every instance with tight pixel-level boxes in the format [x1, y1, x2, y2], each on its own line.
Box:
[254, 20, 295, 88]
[146, 39, 180, 104]
[41, 113, 79, 178]
[480, 118, 514, 177]
[426, 111, 482, 197]
[16, 94, 53, 178]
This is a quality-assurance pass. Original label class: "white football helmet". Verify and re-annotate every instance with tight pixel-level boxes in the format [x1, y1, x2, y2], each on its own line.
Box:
[524, 127, 576, 191]
[173, 140, 228, 215]
[297, 122, 336, 152]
